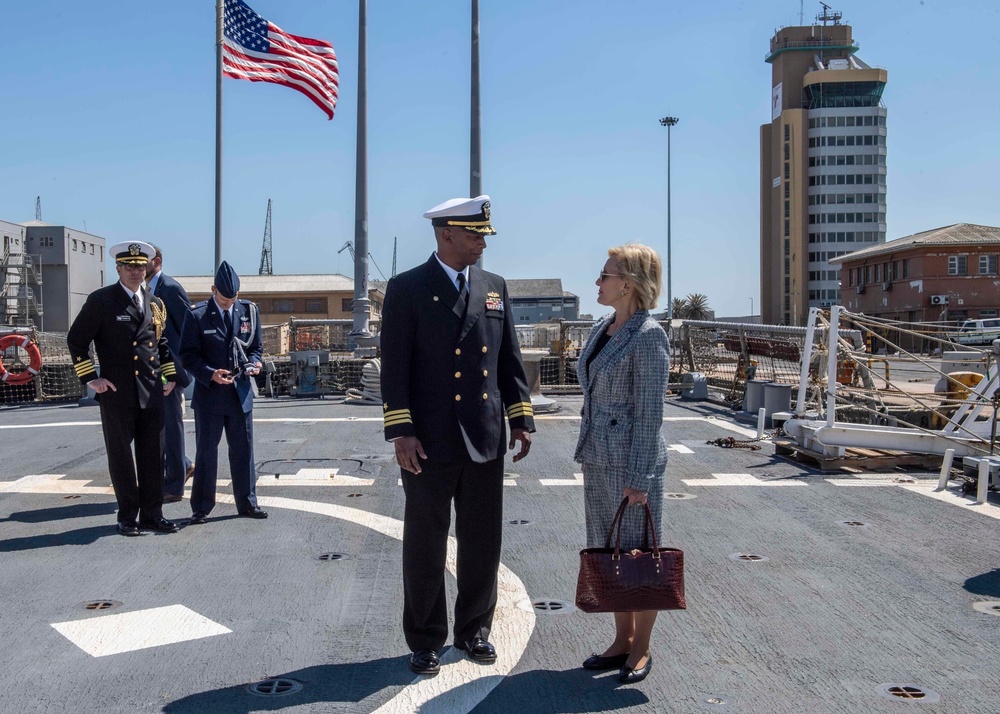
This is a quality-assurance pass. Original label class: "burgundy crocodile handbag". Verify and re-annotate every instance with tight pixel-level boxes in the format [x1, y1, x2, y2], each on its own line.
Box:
[575, 497, 686, 613]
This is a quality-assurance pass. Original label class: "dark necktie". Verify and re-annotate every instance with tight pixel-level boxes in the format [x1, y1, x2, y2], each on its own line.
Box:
[132, 293, 141, 312]
[456, 273, 469, 317]
[223, 309, 233, 341]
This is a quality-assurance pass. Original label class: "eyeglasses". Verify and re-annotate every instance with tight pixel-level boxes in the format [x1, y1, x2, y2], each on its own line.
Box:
[119, 264, 147, 272]
[598, 271, 622, 283]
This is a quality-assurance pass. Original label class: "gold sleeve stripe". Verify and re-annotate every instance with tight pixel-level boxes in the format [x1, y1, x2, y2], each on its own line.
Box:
[506, 402, 534, 417]
[161, 363, 177, 375]
[383, 408, 411, 418]
[74, 361, 96, 375]
[383, 415, 413, 427]
[76, 365, 97, 377]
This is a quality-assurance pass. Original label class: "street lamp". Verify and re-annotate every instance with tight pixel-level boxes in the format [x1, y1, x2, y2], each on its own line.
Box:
[659, 116, 678, 324]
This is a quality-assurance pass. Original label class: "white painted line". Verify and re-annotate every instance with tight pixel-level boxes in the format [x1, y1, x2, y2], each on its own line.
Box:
[397, 478, 515, 487]
[249, 495, 534, 714]
[826, 478, 913, 487]
[900, 484, 1000, 520]
[257, 468, 376, 487]
[51, 605, 231, 658]
[539, 472, 583, 486]
[0, 474, 114, 495]
[683, 473, 806, 487]
[667, 444, 694, 454]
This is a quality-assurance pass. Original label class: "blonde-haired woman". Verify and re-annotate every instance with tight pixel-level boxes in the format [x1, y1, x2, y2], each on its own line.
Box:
[574, 243, 669, 684]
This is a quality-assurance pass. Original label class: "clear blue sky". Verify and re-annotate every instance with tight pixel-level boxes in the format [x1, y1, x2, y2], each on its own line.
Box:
[3, 1, 998, 319]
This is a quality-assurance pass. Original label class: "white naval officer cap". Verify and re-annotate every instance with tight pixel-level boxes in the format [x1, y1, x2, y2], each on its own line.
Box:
[109, 240, 156, 265]
[423, 195, 496, 235]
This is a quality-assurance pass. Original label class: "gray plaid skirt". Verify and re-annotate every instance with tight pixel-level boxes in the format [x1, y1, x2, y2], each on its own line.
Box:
[582, 462, 665, 550]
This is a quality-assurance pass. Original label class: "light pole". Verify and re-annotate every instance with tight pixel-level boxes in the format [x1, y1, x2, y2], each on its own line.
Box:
[749, 297, 754, 317]
[659, 116, 678, 324]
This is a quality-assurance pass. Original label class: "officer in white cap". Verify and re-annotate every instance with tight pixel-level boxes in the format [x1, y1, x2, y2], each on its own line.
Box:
[380, 195, 535, 674]
[67, 240, 182, 536]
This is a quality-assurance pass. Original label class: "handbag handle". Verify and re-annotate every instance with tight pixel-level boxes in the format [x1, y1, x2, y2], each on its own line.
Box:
[604, 497, 662, 560]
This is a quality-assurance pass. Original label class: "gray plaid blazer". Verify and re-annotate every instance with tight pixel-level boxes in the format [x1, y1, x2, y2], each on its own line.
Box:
[573, 310, 669, 491]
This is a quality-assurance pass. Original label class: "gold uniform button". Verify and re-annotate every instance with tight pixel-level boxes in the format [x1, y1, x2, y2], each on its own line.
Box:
[482, 393, 488, 400]
[455, 348, 461, 356]
[455, 394, 461, 401]
[148, 342, 153, 347]
[150, 356, 155, 361]
[433, 296, 439, 302]
[132, 341, 137, 347]
[134, 355, 139, 361]
[482, 346, 488, 353]
[483, 370, 488, 377]
[455, 372, 461, 378]
[134, 370, 139, 376]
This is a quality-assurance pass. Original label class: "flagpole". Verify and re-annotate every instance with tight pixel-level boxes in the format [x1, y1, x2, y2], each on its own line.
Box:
[214, 0, 224, 271]
[470, 0, 483, 269]
[350, 0, 372, 343]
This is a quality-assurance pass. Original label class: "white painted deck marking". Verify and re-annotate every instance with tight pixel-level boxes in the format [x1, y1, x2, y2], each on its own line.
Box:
[539, 472, 583, 486]
[257, 467, 376, 487]
[0, 474, 114, 495]
[667, 444, 694, 454]
[51, 605, 231, 658]
[683, 473, 806, 487]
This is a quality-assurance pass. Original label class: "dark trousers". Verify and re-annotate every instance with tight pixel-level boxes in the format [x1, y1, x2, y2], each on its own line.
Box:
[400, 457, 504, 652]
[162, 385, 191, 497]
[190, 408, 257, 515]
[99, 396, 164, 523]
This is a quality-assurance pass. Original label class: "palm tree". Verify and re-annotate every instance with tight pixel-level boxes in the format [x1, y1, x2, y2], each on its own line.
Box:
[684, 293, 712, 320]
[671, 297, 687, 320]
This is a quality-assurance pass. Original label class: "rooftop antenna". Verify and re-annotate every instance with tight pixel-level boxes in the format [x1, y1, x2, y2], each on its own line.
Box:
[391, 236, 397, 277]
[817, 2, 842, 26]
[799, 0, 804, 25]
[35, 196, 41, 221]
[258, 199, 273, 275]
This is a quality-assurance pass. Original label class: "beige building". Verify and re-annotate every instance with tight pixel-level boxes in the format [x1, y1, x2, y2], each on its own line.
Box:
[760, 7, 887, 325]
[174, 274, 384, 326]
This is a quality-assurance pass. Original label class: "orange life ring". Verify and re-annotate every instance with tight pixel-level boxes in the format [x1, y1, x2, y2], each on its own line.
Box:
[0, 334, 43, 385]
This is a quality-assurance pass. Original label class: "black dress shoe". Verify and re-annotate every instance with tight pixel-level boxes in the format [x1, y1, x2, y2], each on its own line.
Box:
[618, 655, 652, 684]
[455, 637, 497, 663]
[239, 507, 268, 519]
[583, 652, 630, 670]
[409, 649, 440, 675]
[162, 494, 183, 504]
[139, 517, 180, 533]
[188, 512, 209, 525]
[116, 521, 141, 537]
[185, 464, 195, 482]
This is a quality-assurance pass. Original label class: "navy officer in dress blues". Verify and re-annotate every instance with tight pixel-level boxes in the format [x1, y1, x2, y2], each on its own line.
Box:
[67, 240, 182, 536]
[380, 195, 535, 675]
[179, 261, 267, 524]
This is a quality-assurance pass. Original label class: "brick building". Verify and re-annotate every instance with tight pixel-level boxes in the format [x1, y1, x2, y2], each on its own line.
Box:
[829, 223, 1000, 323]
[175, 274, 384, 326]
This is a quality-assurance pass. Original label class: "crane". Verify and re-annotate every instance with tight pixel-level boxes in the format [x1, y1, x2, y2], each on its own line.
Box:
[338, 241, 387, 280]
[258, 199, 273, 275]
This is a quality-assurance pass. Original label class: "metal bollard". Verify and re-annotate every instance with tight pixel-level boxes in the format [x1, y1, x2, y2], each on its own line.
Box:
[757, 407, 766, 439]
[977, 459, 990, 505]
[936, 448, 955, 491]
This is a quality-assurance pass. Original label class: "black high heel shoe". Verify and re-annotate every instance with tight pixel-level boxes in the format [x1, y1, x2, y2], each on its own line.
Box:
[582, 652, 630, 670]
[618, 655, 652, 684]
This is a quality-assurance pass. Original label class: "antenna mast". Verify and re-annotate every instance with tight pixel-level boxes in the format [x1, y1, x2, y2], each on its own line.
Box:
[258, 199, 273, 275]
[391, 236, 397, 277]
[35, 196, 42, 221]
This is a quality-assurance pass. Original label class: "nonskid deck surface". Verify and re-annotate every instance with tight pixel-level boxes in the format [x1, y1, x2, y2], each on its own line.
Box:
[1, 396, 998, 713]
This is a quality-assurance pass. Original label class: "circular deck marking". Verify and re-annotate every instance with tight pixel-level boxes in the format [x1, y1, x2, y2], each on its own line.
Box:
[81, 600, 122, 611]
[876, 683, 940, 703]
[664, 492, 697, 500]
[246, 494, 535, 714]
[247, 678, 304, 697]
[729, 553, 769, 562]
[972, 601, 1000, 617]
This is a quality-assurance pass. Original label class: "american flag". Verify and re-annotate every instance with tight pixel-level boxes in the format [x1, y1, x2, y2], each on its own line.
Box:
[223, 0, 339, 120]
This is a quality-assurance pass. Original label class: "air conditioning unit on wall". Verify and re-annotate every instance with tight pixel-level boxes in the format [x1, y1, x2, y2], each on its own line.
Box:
[930, 295, 949, 306]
